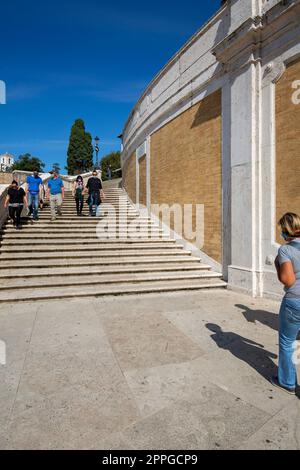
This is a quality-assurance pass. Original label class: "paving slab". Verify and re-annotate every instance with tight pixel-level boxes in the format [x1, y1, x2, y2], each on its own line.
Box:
[0, 303, 37, 431]
[238, 404, 300, 450]
[124, 352, 294, 418]
[101, 311, 204, 371]
[3, 383, 140, 450]
[118, 383, 270, 450]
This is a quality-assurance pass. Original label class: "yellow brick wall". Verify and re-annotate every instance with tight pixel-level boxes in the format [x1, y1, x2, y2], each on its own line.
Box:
[150, 90, 222, 263]
[276, 59, 300, 242]
[123, 151, 136, 203]
[139, 155, 147, 207]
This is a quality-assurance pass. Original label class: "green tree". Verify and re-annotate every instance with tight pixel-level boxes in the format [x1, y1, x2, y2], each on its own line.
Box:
[12, 153, 45, 172]
[100, 151, 121, 181]
[66, 119, 94, 174]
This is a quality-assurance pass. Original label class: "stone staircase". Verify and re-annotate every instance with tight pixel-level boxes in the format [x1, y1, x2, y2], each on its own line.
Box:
[0, 185, 226, 302]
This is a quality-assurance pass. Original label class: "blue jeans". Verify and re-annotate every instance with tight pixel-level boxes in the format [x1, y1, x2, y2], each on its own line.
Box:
[28, 193, 39, 219]
[89, 193, 101, 216]
[278, 297, 300, 388]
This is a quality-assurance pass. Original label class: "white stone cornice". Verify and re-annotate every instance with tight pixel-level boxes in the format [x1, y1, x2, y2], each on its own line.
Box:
[212, 17, 263, 66]
[213, 0, 300, 70]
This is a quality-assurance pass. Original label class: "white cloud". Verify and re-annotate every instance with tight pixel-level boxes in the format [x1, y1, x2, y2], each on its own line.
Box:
[7, 84, 48, 101]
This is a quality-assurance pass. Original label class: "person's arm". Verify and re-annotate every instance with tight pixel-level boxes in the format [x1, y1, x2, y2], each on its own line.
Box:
[4, 194, 10, 208]
[61, 183, 65, 199]
[39, 180, 43, 200]
[25, 177, 29, 194]
[278, 261, 296, 289]
[99, 179, 105, 199]
[23, 193, 28, 208]
[277, 245, 296, 288]
[83, 179, 89, 195]
[72, 182, 76, 197]
[46, 183, 51, 199]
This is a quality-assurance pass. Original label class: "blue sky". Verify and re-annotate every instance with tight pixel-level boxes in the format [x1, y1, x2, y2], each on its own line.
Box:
[0, 0, 221, 171]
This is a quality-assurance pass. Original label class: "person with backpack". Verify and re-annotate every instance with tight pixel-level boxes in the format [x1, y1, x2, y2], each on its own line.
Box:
[4, 180, 28, 230]
[72, 175, 84, 216]
[272, 212, 300, 395]
[85, 170, 105, 217]
[26, 169, 43, 220]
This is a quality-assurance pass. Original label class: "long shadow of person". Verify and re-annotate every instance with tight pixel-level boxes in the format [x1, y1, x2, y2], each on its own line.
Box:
[236, 303, 300, 341]
[206, 323, 278, 380]
[235, 304, 279, 332]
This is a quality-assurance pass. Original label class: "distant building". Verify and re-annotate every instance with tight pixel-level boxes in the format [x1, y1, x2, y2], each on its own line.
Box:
[0, 153, 14, 171]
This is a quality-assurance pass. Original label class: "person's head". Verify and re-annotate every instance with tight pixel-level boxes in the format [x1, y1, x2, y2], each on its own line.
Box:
[92, 170, 98, 177]
[52, 170, 58, 178]
[33, 168, 39, 177]
[279, 212, 300, 241]
[11, 180, 18, 189]
[205, 323, 222, 334]
[76, 175, 83, 183]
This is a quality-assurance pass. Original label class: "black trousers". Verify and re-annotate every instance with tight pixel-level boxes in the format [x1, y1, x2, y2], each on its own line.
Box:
[9, 205, 23, 226]
[76, 197, 83, 214]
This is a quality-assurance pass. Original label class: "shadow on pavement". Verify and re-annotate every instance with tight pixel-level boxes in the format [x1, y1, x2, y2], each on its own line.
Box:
[235, 304, 279, 332]
[206, 323, 278, 380]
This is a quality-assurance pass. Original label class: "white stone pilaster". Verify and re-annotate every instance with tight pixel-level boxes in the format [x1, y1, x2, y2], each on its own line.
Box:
[221, 79, 232, 281]
[228, 61, 263, 296]
[146, 135, 151, 212]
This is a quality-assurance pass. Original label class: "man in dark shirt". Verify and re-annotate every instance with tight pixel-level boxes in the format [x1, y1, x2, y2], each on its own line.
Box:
[4, 180, 28, 230]
[85, 170, 105, 216]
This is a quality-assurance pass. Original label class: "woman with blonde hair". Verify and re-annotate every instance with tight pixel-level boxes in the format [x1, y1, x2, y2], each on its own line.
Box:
[273, 212, 300, 395]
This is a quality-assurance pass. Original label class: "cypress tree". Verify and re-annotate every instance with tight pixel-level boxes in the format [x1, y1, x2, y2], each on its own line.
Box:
[67, 119, 94, 174]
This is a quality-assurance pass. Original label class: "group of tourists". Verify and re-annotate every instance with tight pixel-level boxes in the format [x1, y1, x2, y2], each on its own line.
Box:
[4, 169, 105, 228]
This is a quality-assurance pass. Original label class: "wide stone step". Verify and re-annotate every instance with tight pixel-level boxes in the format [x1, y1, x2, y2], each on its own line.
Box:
[36, 214, 141, 220]
[0, 270, 222, 290]
[2, 233, 170, 241]
[38, 212, 138, 217]
[2, 223, 163, 240]
[40, 210, 137, 215]
[0, 245, 187, 254]
[41, 203, 133, 208]
[39, 207, 135, 212]
[3, 223, 164, 230]
[1, 235, 172, 242]
[0, 278, 227, 302]
[3, 217, 153, 228]
[1, 240, 179, 248]
[27, 218, 158, 225]
[0, 255, 200, 269]
[0, 263, 212, 279]
[0, 248, 191, 259]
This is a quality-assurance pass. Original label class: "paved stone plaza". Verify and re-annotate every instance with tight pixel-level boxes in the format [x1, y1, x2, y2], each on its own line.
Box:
[0, 289, 299, 450]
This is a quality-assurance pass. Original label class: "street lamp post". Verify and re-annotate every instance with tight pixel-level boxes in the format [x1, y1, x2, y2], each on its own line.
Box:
[78, 159, 86, 174]
[94, 136, 100, 169]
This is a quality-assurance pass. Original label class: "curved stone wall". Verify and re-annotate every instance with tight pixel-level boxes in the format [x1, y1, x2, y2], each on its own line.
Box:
[121, 0, 300, 297]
